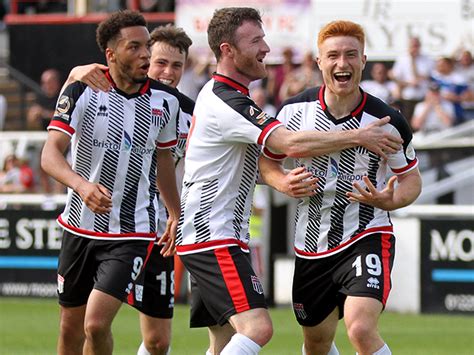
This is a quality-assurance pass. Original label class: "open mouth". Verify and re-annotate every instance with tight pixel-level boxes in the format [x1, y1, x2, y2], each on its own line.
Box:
[334, 71, 352, 83]
[140, 63, 150, 72]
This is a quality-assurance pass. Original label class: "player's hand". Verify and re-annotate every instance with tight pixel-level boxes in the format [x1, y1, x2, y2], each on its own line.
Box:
[359, 116, 403, 160]
[76, 181, 112, 214]
[157, 217, 178, 257]
[346, 175, 398, 211]
[71, 63, 110, 92]
[280, 166, 318, 198]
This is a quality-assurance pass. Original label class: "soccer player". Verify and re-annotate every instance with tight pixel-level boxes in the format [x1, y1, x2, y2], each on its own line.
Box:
[259, 20, 422, 355]
[64, 24, 194, 355]
[41, 11, 181, 355]
[176, 8, 404, 355]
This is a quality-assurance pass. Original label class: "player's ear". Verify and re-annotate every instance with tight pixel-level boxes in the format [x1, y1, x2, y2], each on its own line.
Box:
[361, 54, 367, 70]
[220, 43, 234, 58]
[106, 47, 116, 63]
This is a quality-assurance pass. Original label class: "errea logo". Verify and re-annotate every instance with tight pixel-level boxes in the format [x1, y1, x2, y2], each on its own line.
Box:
[98, 105, 108, 117]
[367, 277, 380, 289]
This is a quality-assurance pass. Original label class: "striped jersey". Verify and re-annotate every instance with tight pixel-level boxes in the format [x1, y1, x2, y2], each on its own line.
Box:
[156, 91, 195, 238]
[176, 73, 283, 255]
[48, 74, 180, 241]
[274, 86, 418, 259]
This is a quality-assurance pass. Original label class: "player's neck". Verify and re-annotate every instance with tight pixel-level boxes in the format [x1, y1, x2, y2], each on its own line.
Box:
[325, 89, 362, 119]
[109, 68, 143, 94]
[216, 63, 251, 88]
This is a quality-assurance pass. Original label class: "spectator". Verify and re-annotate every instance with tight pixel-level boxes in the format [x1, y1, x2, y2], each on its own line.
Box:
[250, 86, 276, 117]
[390, 37, 434, 122]
[27, 68, 61, 130]
[454, 50, 474, 120]
[361, 62, 398, 104]
[279, 51, 323, 102]
[411, 82, 455, 133]
[431, 56, 469, 124]
[266, 46, 297, 107]
[0, 154, 34, 193]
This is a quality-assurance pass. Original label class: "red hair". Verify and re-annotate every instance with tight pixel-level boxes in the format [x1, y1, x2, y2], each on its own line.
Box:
[318, 20, 365, 50]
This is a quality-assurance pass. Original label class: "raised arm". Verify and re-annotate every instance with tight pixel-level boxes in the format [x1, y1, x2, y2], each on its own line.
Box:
[346, 168, 422, 211]
[61, 63, 111, 94]
[41, 130, 112, 214]
[266, 116, 403, 160]
[156, 148, 181, 257]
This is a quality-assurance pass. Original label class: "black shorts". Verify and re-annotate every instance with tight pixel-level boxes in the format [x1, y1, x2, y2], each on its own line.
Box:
[57, 231, 154, 307]
[292, 233, 395, 327]
[128, 244, 174, 318]
[180, 246, 267, 328]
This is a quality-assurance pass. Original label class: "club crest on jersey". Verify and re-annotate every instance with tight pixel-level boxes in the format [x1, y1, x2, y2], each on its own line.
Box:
[151, 107, 163, 126]
[293, 303, 307, 319]
[251, 275, 264, 294]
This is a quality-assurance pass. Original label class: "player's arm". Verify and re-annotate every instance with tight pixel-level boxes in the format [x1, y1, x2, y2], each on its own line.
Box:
[258, 155, 317, 199]
[266, 116, 403, 160]
[61, 63, 111, 94]
[346, 168, 422, 211]
[41, 130, 112, 213]
[156, 148, 181, 257]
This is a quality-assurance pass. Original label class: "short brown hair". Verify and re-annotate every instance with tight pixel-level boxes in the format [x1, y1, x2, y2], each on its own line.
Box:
[150, 24, 193, 57]
[317, 20, 365, 51]
[207, 7, 263, 62]
[96, 10, 147, 52]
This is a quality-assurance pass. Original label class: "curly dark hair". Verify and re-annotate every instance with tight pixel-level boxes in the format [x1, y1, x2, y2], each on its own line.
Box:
[207, 7, 262, 62]
[96, 10, 147, 52]
[150, 24, 193, 57]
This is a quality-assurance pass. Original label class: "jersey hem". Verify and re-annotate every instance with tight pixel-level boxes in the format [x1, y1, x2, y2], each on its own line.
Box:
[294, 225, 394, 259]
[57, 215, 157, 241]
[176, 238, 250, 255]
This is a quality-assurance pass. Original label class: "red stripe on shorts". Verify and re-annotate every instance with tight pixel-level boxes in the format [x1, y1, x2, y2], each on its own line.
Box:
[215, 248, 250, 313]
[381, 233, 392, 305]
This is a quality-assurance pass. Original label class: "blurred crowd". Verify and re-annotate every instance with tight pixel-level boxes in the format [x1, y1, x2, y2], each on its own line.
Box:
[0, 35, 473, 194]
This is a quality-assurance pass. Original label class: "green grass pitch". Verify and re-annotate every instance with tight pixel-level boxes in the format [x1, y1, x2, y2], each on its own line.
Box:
[0, 297, 473, 354]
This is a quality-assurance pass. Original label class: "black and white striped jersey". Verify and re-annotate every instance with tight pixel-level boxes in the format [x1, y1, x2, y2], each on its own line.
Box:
[275, 85, 418, 259]
[156, 91, 195, 238]
[48, 74, 179, 241]
[176, 73, 283, 255]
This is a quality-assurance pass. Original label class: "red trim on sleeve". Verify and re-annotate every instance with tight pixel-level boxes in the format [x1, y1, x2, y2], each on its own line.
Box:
[257, 121, 282, 145]
[48, 121, 75, 136]
[381, 233, 393, 306]
[157, 139, 178, 149]
[263, 147, 286, 161]
[215, 247, 250, 313]
[391, 158, 418, 174]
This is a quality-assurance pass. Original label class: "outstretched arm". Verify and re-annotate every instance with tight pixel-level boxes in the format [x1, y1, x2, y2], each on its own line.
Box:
[346, 168, 422, 211]
[61, 63, 111, 94]
[258, 155, 317, 198]
[266, 116, 403, 160]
